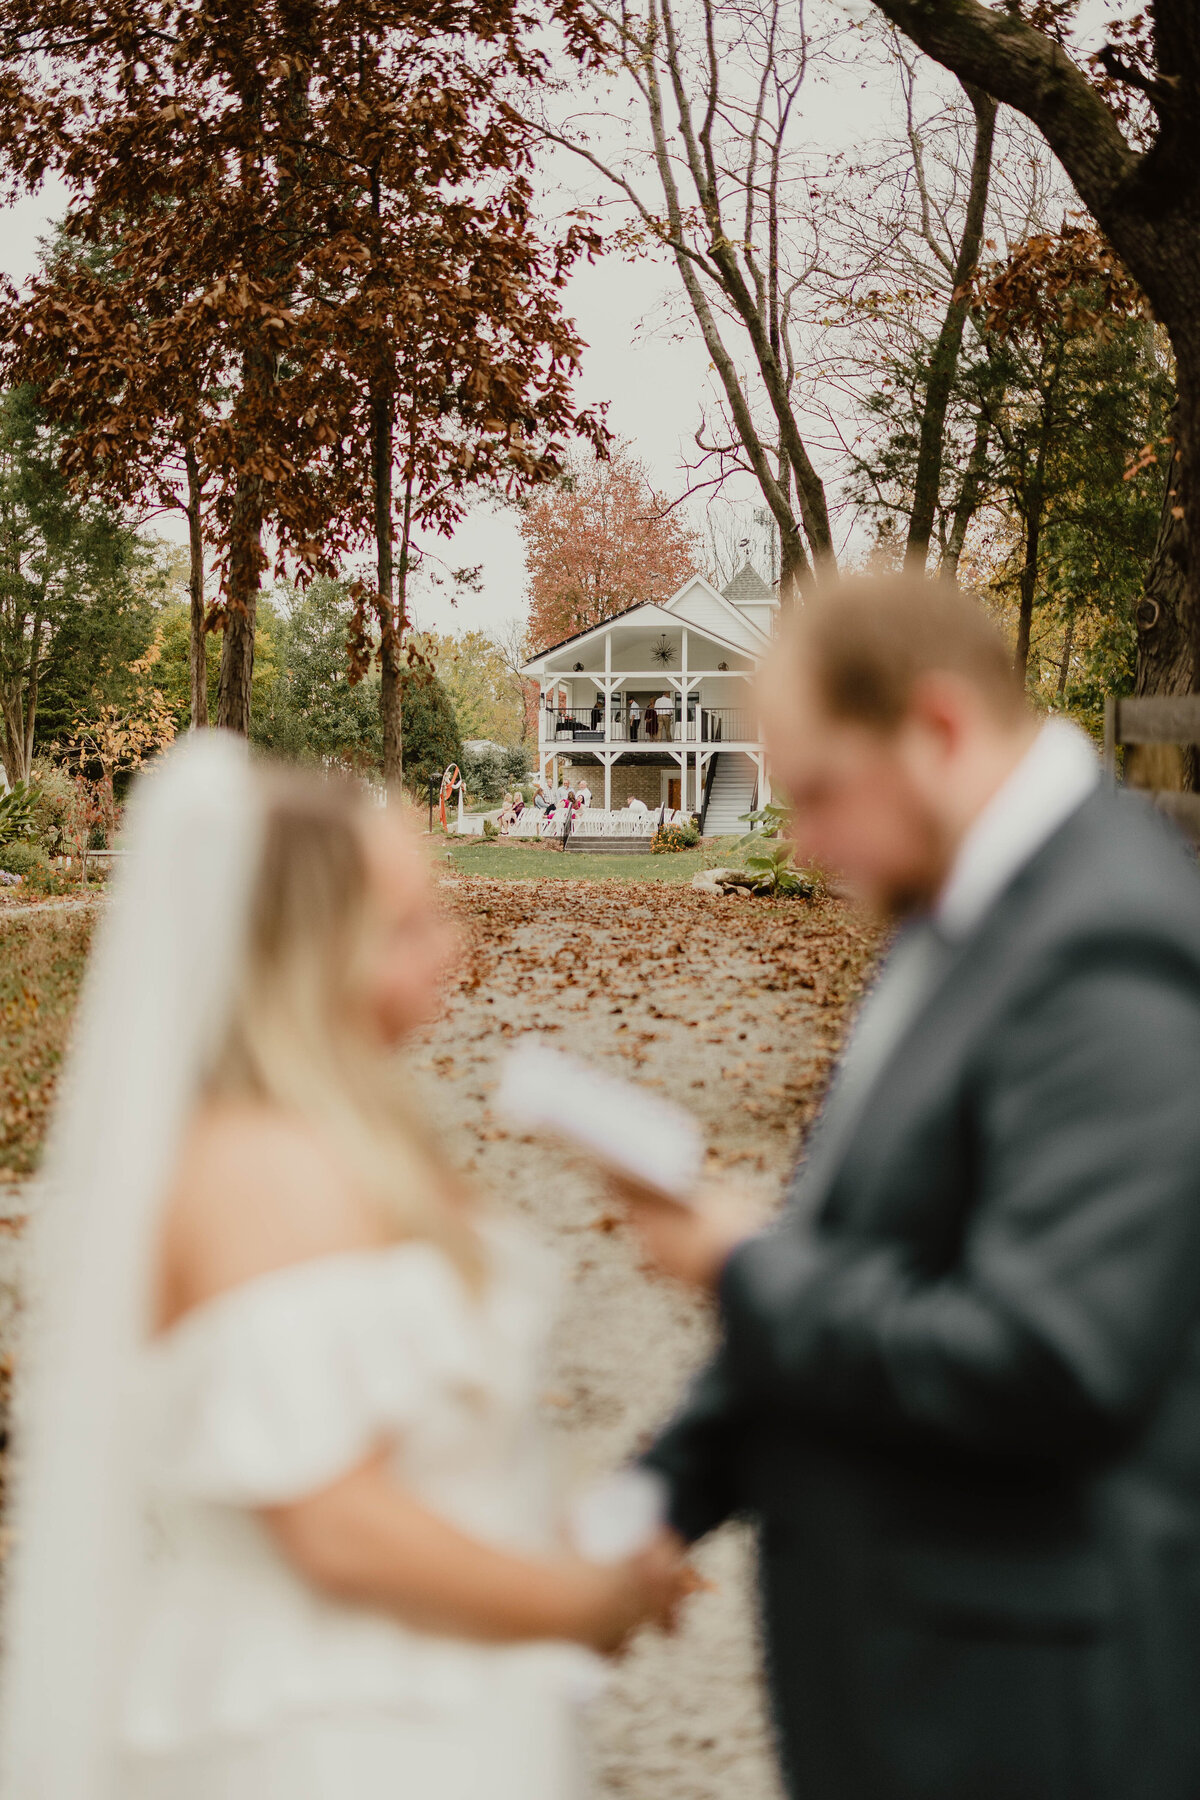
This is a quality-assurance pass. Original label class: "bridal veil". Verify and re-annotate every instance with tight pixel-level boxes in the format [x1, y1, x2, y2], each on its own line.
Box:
[1, 732, 263, 1800]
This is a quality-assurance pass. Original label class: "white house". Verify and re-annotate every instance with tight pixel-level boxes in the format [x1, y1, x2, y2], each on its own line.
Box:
[519, 563, 777, 835]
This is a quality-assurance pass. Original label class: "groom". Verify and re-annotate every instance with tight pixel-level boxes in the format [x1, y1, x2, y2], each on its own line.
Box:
[628, 573, 1200, 1800]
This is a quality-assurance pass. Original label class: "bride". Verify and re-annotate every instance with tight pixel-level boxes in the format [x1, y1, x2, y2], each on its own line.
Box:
[1, 734, 685, 1800]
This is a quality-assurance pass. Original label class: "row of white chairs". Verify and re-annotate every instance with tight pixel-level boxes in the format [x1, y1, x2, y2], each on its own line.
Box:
[452, 807, 690, 839]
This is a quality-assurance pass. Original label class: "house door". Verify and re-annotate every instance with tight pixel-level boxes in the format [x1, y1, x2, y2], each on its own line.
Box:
[667, 777, 682, 811]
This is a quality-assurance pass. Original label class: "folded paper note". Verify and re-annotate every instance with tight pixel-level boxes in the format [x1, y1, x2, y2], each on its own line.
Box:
[570, 1468, 668, 1564]
[496, 1038, 704, 1203]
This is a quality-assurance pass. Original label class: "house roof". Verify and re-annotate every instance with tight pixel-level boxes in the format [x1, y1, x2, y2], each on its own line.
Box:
[721, 561, 777, 606]
[524, 600, 650, 665]
[520, 596, 759, 674]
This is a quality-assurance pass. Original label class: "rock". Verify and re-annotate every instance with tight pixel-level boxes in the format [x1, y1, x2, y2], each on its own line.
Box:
[691, 867, 762, 896]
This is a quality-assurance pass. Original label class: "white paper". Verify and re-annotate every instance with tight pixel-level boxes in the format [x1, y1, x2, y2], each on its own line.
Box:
[496, 1039, 704, 1202]
[570, 1468, 668, 1564]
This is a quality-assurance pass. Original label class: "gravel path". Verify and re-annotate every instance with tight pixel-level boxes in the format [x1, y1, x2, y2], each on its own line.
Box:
[409, 876, 874, 1800]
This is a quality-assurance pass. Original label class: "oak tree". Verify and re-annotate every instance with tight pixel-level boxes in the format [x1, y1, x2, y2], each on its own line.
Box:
[864, 0, 1200, 703]
[519, 443, 699, 649]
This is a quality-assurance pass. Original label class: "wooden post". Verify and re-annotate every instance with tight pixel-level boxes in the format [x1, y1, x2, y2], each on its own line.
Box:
[1103, 696, 1118, 780]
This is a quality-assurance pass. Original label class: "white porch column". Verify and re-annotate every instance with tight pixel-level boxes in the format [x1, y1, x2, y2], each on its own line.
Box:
[603, 753, 612, 811]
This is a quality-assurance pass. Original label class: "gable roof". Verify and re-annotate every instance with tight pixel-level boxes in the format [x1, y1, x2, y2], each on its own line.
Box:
[663, 573, 772, 650]
[523, 600, 651, 666]
[721, 561, 777, 606]
[520, 594, 761, 674]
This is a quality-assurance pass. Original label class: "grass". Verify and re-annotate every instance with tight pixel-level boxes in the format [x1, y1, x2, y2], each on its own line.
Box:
[0, 909, 94, 1182]
[439, 835, 746, 883]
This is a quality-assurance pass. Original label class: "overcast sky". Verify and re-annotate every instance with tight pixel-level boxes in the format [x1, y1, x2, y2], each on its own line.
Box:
[0, 3, 1116, 639]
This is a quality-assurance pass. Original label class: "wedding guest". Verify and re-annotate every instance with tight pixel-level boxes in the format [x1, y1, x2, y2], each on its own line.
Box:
[628, 699, 641, 742]
[2, 738, 687, 1800]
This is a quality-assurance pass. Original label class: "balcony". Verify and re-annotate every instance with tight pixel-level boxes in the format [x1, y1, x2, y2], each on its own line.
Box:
[541, 705, 757, 746]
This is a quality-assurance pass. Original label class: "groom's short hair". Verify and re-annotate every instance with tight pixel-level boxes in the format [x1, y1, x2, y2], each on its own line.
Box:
[793, 571, 1026, 730]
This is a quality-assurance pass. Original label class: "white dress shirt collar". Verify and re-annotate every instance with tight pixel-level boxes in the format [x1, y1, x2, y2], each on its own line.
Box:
[936, 718, 1099, 941]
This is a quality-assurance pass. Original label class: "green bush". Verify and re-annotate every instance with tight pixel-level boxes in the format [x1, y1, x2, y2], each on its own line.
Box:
[0, 779, 39, 848]
[29, 760, 75, 855]
[0, 840, 51, 881]
[482, 816, 499, 840]
[739, 801, 789, 839]
[652, 823, 691, 854]
[743, 843, 823, 898]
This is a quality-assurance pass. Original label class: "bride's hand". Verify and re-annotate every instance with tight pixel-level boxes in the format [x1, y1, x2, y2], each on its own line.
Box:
[560, 1531, 694, 1654]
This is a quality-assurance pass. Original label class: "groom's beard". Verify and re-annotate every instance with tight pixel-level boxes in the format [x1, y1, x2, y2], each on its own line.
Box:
[869, 813, 957, 927]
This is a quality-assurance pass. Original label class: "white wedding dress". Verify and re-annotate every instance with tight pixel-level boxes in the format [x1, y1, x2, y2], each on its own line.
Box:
[0, 735, 601, 1800]
[119, 1220, 597, 1800]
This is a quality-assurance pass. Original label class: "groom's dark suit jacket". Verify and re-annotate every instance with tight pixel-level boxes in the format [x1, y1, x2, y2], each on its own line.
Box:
[645, 787, 1200, 1800]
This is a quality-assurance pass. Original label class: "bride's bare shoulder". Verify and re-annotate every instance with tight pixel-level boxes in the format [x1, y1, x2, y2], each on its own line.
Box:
[157, 1102, 388, 1326]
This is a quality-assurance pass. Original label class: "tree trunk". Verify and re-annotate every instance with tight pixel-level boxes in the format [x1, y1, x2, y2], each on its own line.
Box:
[941, 392, 998, 581]
[216, 467, 263, 735]
[1013, 508, 1039, 683]
[1056, 604, 1076, 698]
[906, 86, 998, 568]
[1129, 412, 1194, 788]
[184, 441, 209, 731]
[371, 385, 404, 787]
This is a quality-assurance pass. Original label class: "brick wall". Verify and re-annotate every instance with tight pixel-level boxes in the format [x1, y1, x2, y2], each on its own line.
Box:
[559, 760, 693, 810]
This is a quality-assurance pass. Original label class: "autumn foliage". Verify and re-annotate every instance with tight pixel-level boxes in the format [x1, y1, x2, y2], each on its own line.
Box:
[521, 444, 699, 651]
[0, 0, 607, 765]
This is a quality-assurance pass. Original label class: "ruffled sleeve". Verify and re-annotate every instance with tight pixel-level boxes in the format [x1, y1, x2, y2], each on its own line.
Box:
[139, 1244, 486, 1506]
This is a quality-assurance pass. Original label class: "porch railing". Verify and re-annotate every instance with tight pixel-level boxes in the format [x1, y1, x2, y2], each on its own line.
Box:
[541, 703, 757, 745]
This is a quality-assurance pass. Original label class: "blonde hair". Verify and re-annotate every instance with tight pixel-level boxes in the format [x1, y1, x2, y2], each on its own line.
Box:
[793, 572, 1026, 728]
[209, 763, 483, 1285]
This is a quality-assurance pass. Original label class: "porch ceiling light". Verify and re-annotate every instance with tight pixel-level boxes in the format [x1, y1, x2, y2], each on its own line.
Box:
[651, 633, 677, 667]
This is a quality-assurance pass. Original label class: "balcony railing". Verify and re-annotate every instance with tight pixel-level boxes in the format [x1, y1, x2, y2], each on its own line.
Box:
[541, 704, 756, 745]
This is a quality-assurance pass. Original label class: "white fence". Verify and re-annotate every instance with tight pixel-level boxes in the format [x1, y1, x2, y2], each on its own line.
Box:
[451, 807, 688, 840]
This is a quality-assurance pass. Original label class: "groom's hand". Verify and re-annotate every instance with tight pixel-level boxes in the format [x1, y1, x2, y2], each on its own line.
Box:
[612, 1179, 759, 1288]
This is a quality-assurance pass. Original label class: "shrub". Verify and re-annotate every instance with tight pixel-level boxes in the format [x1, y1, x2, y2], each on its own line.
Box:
[0, 779, 39, 847]
[29, 760, 75, 855]
[739, 801, 789, 839]
[460, 745, 507, 806]
[501, 745, 532, 785]
[0, 910, 94, 1177]
[0, 841, 51, 881]
[652, 823, 691, 854]
[743, 843, 823, 898]
[482, 816, 499, 840]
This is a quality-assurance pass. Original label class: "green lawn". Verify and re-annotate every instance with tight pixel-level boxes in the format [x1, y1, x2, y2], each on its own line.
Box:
[438, 836, 744, 883]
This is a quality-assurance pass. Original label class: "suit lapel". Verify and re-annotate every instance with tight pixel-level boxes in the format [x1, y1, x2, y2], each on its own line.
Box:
[784, 799, 1100, 1229]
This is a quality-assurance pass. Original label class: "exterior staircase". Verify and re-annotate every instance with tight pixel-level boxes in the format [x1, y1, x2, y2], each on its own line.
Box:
[702, 751, 758, 836]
